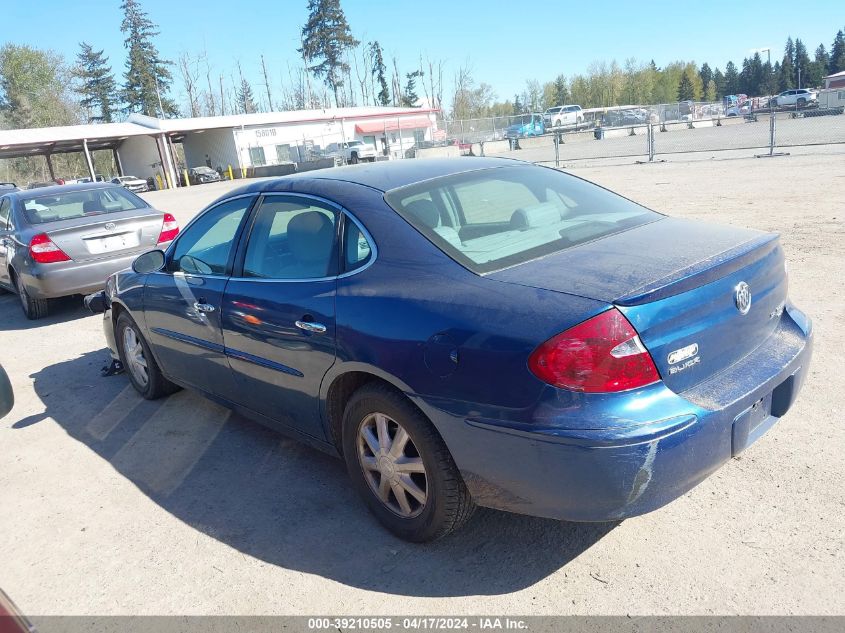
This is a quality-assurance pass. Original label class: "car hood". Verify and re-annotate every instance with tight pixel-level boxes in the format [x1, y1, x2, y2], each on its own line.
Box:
[487, 216, 769, 304]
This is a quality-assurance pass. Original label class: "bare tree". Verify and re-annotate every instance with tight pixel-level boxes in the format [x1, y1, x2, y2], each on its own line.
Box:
[199, 49, 217, 116]
[178, 51, 201, 117]
[219, 73, 226, 115]
[391, 56, 402, 106]
[260, 54, 274, 111]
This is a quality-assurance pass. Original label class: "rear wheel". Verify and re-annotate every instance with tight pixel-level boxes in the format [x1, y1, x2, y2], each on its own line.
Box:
[350, 152, 359, 164]
[15, 274, 49, 320]
[797, 98, 806, 107]
[116, 312, 179, 399]
[342, 384, 475, 542]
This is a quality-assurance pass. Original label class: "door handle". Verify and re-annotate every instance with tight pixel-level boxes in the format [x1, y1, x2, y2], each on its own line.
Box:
[193, 302, 216, 313]
[295, 320, 327, 334]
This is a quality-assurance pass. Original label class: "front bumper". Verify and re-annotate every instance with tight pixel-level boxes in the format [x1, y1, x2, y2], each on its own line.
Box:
[415, 304, 813, 521]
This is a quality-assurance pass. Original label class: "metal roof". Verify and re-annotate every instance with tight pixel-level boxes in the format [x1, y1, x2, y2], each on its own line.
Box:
[128, 106, 438, 134]
[0, 121, 156, 160]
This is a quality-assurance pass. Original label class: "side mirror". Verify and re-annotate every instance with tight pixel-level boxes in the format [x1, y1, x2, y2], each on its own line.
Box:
[0, 364, 13, 420]
[132, 249, 166, 274]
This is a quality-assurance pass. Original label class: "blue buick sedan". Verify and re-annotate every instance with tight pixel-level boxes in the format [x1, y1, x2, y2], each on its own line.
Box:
[88, 158, 813, 541]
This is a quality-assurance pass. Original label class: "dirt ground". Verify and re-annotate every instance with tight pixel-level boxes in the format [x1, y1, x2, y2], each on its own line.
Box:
[0, 151, 843, 616]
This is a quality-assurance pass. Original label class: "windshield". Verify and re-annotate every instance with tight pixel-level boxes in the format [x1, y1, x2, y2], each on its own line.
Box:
[193, 166, 215, 174]
[22, 187, 148, 224]
[384, 165, 658, 274]
[546, 107, 562, 114]
[348, 141, 364, 146]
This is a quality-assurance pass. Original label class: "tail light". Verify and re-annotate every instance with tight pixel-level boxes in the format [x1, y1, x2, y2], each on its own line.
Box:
[528, 308, 660, 393]
[157, 213, 179, 244]
[29, 233, 70, 264]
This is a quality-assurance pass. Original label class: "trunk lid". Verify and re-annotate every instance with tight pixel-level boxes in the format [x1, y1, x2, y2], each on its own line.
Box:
[41, 208, 164, 263]
[489, 217, 788, 392]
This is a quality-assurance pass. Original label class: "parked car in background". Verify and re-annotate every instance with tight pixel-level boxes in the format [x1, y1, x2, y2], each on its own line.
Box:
[543, 105, 584, 127]
[111, 175, 149, 193]
[27, 181, 61, 189]
[505, 113, 546, 138]
[77, 175, 107, 183]
[0, 182, 18, 193]
[601, 110, 645, 127]
[771, 89, 818, 107]
[189, 166, 222, 185]
[86, 158, 811, 542]
[326, 140, 378, 164]
[0, 183, 178, 318]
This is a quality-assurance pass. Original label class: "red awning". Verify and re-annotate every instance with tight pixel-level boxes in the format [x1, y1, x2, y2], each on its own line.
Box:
[355, 115, 433, 134]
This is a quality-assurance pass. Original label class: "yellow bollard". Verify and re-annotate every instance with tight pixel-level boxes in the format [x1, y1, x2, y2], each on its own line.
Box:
[155, 173, 163, 190]
[183, 169, 191, 187]
[241, 167, 246, 179]
[227, 165, 234, 181]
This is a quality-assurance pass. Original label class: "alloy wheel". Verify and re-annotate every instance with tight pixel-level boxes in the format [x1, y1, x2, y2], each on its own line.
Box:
[357, 412, 428, 518]
[122, 326, 149, 388]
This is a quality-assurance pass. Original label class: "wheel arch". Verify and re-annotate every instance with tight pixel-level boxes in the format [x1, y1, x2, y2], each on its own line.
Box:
[321, 364, 422, 456]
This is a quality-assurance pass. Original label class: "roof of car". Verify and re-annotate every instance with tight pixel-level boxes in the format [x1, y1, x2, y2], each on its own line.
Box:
[248, 157, 526, 194]
[6, 182, 123, 199]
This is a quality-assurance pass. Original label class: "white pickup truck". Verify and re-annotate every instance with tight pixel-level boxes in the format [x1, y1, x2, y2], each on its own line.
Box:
[326, 140, 378, 164]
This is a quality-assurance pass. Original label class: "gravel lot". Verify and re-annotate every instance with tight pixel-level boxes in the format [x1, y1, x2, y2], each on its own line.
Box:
[1, 151, 843, 617]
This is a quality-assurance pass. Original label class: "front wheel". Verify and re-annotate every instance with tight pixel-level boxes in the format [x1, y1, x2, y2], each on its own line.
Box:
[350, 153, 359, 164]
[115, 313, 179, 399]
[797, 98, 806, 107]
[342, 384, 475, 542]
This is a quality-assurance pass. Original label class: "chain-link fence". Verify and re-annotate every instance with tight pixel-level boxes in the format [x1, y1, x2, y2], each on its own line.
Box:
[426, 104, 845, 165]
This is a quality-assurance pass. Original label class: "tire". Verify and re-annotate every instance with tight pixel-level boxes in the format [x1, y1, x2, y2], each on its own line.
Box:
[115, 312, 179, 400]
[15, 273, 49, 320]
[771, 99, 778, 107]
[797, 98, 806, 107]
[342, 384, 475, 541]
[350, 152, 359, 164]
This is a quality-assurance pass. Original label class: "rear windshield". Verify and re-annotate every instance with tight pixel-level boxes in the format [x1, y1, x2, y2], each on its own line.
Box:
[384, 165, 658, 274]
[22, 187, 148, 224]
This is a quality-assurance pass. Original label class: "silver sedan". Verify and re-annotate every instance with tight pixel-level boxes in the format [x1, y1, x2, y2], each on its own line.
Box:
[0, 183, 178, 319]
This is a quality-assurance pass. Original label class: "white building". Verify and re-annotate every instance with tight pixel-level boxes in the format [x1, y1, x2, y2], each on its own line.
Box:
[0, 106, 439, 189]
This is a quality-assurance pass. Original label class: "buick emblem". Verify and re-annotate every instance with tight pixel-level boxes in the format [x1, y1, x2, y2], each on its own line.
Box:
[734, 282, 752, 315]
[104, 222, 116, 231]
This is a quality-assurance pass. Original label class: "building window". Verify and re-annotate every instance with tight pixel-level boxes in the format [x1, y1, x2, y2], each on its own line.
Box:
[413, 129, 425, 145]
[363, 135, 376, 147]
[276, 144, 292, 163]
[249, 147, 266, 167]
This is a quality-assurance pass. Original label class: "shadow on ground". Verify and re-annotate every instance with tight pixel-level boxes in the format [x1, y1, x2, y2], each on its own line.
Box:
[0, 291, 90, 331]
[25, 350, 616, 597]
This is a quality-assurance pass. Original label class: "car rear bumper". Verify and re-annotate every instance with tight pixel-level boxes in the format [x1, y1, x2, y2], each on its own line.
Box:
[20, 245, 170, 299]
[415, 304, 812, 521]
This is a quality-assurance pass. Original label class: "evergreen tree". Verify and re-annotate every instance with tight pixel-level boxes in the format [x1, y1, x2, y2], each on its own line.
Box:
[723, 61, 739, 94]
[120, 0, 176, 116]
[512, 94, 522, 114]
[794, 39, 811, 88]
[402, 70, 423, 107]
[74, 42, 118, 123]
[368, 41, 389, 106]
[831, 30, 845, 74]
[699, 62, 713, 90]
[705, 79, 717, 102]
[677, 71, 694, 101]
[806, 44, 830, 88]
[300, 0, 359, 107]
[552, 74, 569, 105]
[713, 67, 725, 98]
[237, 78, 257, 114]
[779, 37, 796, 91]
